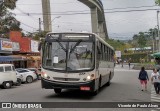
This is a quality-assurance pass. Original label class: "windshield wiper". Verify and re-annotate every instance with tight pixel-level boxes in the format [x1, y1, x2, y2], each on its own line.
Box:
[55, 39, 67, 52]
[69, 40, 82, 54]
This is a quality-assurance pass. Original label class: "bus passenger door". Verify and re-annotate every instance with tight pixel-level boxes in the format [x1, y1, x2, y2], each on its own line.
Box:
[95, 45, 101, 89]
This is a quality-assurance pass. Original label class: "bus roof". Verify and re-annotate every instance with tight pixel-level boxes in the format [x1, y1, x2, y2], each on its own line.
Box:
[46, 32, 114, 50]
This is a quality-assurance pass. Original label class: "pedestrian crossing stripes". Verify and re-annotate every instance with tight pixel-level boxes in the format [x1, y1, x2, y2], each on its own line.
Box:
[114, 68, 137, 72]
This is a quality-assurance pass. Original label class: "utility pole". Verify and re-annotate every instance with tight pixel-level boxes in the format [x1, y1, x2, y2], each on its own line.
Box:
[39, 18, 41, 33]
[152, 29, 155, 53]
[41, 0, 52, 32]
[157, 10, 160, 52]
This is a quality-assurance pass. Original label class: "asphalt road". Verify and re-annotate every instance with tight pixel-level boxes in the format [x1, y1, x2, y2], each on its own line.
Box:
[0, 64, 154, 111]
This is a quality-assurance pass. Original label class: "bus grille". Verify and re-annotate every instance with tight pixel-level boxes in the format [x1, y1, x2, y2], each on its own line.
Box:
[53, 77, 80, 81]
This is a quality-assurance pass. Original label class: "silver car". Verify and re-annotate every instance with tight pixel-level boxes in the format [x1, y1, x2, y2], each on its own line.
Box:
[16, 74, 23, 86]
[15, 68, 37, 83]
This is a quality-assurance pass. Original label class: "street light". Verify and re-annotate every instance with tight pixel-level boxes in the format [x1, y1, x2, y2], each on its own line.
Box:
[51, 16, 61, 32]
[50, 16, 61, 24]
[39, 16, 61, 32]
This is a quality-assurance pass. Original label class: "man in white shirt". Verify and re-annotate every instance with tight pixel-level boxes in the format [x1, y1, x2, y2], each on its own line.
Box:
[151, 68, 160, 94]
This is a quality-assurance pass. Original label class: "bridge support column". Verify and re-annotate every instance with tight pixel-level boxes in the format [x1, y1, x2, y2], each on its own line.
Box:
[98, 22, 106, 40]
[91, 8, 98, 34]
[91, 7, 106, 40]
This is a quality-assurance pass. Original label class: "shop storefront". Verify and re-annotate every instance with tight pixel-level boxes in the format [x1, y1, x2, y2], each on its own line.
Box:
[9, 31, 41, 68]
[0, 40, 29, 68]
[0, 39, 12, 54]
[27, 40, 41, 68]
[27, 56, 41, 68]
[0, 55, 28, 68]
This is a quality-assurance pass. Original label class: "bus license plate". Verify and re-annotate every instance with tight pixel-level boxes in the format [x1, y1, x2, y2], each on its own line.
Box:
[80, 86, 90, 91]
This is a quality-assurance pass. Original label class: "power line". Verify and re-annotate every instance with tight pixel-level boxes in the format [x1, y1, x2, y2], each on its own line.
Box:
[14, 5, 159, 15]
[15, 7, 39, 22]
[20, 22, 37, 30]
[17, 1, 77, 5]
[105, 8, 158, 13]
[16, 2, 158, 10]
[104, 5, 158, 10]
[13, 8, 159, 16]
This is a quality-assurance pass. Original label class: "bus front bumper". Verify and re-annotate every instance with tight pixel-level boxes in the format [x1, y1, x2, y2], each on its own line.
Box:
[41, 78, 96, 92]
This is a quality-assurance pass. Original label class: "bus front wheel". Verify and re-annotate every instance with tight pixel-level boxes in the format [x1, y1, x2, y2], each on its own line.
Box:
[54, 88, 62, 94]
[106, 74, 111, 86]
[92, 77, 101, 96]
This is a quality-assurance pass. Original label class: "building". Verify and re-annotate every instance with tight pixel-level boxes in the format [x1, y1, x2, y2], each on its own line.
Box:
[10, 31, 41, 68]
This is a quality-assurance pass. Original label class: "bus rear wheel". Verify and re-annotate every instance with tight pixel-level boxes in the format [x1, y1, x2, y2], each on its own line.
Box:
[54, 88, 62, 94]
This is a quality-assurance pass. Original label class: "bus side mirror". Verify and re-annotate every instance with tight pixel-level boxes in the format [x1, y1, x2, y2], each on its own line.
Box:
[38, 42, 42, 51]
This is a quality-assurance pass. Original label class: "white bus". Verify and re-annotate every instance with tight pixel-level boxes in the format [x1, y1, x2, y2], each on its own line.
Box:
[40, 33, 114, 95]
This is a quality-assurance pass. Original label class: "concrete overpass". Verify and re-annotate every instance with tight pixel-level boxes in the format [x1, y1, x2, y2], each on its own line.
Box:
[42, 0, 108, 39]
[78, 0, 108, 39]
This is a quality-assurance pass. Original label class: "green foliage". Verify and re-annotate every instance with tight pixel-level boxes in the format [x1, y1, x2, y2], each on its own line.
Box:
[32, 31, 48, 40]
[106, 39, 132, 54]
[131, 30, 154, 49]
[106, 39, 125, 50]
[4, 0, 17, 9]
[122, 53, 152, 63]
[155, 0, 160, 5]
[137, 32, 147, 48]
[0, 0, 21, 37]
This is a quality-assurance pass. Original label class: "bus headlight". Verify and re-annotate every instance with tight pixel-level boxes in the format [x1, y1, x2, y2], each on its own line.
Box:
[87, 75, 91, 80]
[43, 73, 50, 79]
[44, 73, 48, 78]
[85, 74, 95, 81]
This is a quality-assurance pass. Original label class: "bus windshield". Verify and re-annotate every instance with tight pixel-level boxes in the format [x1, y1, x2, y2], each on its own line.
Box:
[43, 41, 94, 72]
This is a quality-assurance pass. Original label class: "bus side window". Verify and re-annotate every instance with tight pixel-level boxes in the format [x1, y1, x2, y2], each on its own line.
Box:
[97, 46, 101, 55]
[108, 49, 111, 61]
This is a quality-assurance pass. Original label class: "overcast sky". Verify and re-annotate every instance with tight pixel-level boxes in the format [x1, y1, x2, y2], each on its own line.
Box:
[12, 0, 159, 40]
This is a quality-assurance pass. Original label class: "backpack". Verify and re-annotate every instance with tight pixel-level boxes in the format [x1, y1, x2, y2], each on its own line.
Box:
[139, 71, 147, 80]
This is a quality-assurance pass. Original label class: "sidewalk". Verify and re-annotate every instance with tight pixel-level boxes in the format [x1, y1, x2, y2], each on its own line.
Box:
[151, 86, 160, 102]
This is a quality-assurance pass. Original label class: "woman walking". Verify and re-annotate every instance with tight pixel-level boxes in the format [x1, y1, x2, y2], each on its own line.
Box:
[138, 67, 149, 91]
[151, 68, 160, 94]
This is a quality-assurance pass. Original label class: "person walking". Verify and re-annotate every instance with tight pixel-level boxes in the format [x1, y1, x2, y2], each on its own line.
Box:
[121, 60, 123, 68]
[128, 58, 131, 69]
[151, 68, 160, 94]
[128, 62, 130, 69]
[138, 67, 149, 91]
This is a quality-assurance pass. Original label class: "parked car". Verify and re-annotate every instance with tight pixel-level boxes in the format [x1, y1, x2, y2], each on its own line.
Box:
[15, 68, 37, 83]
[37, 68, 43, 76]
[0, 64, 17, 89]
[16, 73, 23, 86]
[27, 68, 41, 80]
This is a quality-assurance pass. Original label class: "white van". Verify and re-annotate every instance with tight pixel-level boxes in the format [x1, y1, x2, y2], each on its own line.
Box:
[0, 64, 17, 89]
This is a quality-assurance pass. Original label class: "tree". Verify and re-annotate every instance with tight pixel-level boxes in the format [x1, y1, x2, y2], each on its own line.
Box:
[155, 0, 160, 5]
[137, 32, 147, 48]
[4, 0, 17, 9]
[106, 39, 132, 54]
[23, 31, 48, 40]
[132, 34, 139, 52]
[0, 0, 21, 38]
